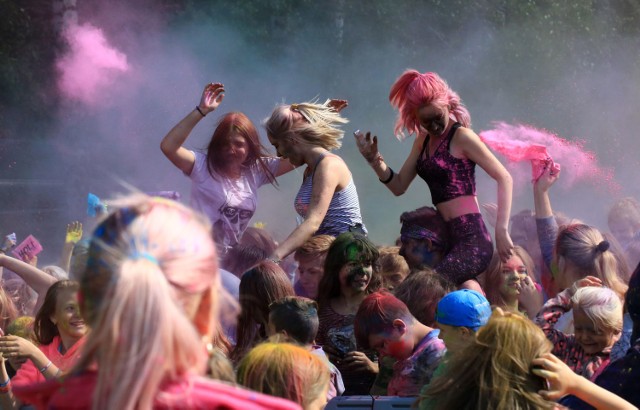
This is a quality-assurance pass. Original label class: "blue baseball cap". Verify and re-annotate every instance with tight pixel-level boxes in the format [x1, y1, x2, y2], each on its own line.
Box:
[436, 289, 491, 331]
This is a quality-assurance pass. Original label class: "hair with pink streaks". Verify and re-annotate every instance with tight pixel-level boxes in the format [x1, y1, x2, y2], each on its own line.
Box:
[389, 70, 470, 139]
[74, 194, 222, 410]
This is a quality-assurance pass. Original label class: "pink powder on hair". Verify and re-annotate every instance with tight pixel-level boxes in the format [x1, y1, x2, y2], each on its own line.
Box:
[56, 23, 129, 106]
[479, 122, 620, 193]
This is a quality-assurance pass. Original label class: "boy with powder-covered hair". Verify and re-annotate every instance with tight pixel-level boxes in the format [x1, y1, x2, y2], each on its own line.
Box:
[267, 296, 345, 399]
[354, 291, 446, 396]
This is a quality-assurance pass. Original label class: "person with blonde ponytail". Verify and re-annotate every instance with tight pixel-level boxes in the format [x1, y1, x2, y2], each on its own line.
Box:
[355, 70, 514, 288]
[265, 99, 366, 262]
[12, 195, 300, 410]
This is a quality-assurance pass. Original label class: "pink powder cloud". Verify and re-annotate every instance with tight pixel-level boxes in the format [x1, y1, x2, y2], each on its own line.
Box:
[480, 122, 620, 194]
[56, 23, 129, 105]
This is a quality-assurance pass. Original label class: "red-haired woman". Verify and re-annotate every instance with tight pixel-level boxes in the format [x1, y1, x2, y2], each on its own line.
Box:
[161, 83, 295, 256]
[355, 70, 514, 287]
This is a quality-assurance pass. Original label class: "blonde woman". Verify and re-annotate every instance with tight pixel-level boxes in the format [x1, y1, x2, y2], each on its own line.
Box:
[12, 195, 300, 410]
[237, 342, 330, 410]
[265, 100, 366, 262]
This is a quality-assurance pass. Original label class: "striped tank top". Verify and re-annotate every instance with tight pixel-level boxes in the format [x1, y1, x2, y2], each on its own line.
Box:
[294, 154, 367, 236]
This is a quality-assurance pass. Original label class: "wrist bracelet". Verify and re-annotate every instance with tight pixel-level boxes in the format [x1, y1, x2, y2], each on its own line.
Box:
[379, 168, 394, 184]
[0, 378, 9, 388]
[195, 106, 206, 117]
[39, 360, 52, 373]
[267, 257, 281, 265]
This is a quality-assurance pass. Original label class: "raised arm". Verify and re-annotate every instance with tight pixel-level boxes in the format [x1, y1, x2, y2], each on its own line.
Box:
[354, 130, 421, 196]
[533, 162, 561, 269]
[0, 254, 57, 301]
[533, 353, 637, 410]
[458, 128, 514, 261]
[271, 157, 344, 260]
[59, 221, 82, 274]
[160, 82, 225, 174]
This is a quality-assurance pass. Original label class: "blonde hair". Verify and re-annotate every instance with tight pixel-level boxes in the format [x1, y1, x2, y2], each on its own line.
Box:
[294, 235, 335, 260]
[0, 287, 19, 331]
[237, 342, 330, 409]
[74, 194, 222, 410]
[572, 287, 623, 333]
[555, 223, 628, 298]
[265, 101, 348, 151]
[421, 309, 554, 409]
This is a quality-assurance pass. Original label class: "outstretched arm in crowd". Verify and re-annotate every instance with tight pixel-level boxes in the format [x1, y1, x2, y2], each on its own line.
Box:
[533, 160, 561, 270]
[354, 130, 421, 196]
[160, 82, 225, 174]
[59, 221, 82, 274]
[0, 254, 57, 310]
[532, 352, 637, 410]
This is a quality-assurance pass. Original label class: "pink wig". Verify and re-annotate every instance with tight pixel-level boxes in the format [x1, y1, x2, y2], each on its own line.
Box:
[389, 69, 471, 139]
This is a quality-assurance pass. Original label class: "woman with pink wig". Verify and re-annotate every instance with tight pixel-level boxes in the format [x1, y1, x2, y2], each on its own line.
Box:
[355, 70, 513, 287]
[11, 195, 300, 410]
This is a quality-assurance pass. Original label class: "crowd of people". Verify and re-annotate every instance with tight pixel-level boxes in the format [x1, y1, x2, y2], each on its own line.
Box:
[0, 70, 639, 409]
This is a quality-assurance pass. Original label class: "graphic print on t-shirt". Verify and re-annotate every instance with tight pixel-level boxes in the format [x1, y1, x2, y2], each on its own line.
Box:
[213, 190, 256, 252]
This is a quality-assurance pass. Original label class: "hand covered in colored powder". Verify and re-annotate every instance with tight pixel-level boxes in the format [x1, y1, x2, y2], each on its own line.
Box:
[198, 82, 225, 116]
[570, 275, 602, 296]
[65, 221, 83, 244]
[342, 350, 379, 374]
[1, 233, 17, 252]
[518, 275, 544, 318]
[354, 130, 380, 163]
[328, 99, 348, 113]
[532, 158, 561, 191]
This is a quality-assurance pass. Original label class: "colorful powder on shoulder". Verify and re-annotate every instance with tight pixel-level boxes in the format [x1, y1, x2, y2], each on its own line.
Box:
[56, 23, 129, 106]
[479, 122, 620, 193]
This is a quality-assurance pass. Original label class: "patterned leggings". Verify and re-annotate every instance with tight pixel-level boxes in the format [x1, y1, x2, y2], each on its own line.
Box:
[435, 213, 493, 285]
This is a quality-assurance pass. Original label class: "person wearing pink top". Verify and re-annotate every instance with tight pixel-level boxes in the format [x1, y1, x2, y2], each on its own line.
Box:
[1, 280, 87, 409]
[12, 195, 300, 410]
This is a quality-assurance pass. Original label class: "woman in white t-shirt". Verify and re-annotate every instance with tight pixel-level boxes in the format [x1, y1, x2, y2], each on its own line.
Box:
[161, 83, 294, 256]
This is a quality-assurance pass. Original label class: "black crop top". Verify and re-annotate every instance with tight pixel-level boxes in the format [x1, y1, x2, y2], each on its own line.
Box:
[416, 122, 476, 205]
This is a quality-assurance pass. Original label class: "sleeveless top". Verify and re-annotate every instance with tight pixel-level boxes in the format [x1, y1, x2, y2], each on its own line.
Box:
[416, 122, 476, 205]
[294, 154, 366, 236]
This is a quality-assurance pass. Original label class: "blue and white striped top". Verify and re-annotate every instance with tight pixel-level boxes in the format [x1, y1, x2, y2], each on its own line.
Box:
[294, 155, 367, 236]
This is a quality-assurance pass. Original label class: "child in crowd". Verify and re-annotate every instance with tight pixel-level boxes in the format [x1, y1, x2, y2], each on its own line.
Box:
[393, 269, 455, 327]
[267, 296, 345, 400]
[237, 342, 330, 410]
[433, 289, 492, 356]
[375, 246, 410, 291]
[534, 276, 623, 379]
[293, 235, 334, 300]
[480, 245, 544, 319]
[354, 291, 446, 396]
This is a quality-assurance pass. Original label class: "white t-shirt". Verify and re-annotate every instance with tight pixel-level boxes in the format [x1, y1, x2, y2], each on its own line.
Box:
[188, 151, 280, 254]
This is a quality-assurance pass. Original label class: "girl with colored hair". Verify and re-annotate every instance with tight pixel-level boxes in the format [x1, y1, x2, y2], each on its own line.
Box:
[237, 342, 330, 410]
[355, 70, 514, 287]
[10, 195, 299, 410]
[0, 280, 87, 409]
[265, 99, 367, 262]
[480, 245, 544, 319]
[231, 260, 295, 364]
[315, 232, 381, 395]
[420, 308, 556, 409]
[161, 83, 295, 256]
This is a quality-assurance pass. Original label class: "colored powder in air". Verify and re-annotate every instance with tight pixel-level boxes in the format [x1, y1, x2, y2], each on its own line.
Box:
[56, 23, 129, 105]
[479, 122, 620, 193]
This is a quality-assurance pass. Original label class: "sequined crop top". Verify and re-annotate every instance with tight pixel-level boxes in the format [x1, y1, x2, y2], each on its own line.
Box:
[416, 122, 476, 205]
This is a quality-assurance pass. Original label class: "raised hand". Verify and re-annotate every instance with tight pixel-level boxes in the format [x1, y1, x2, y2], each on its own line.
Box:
[533, 158, 561, 193]
[328, 99, 348, 113]
[198, 83, 225, 115]
[354, 130, 380, 163]
[65, 221, 83, 244]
